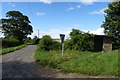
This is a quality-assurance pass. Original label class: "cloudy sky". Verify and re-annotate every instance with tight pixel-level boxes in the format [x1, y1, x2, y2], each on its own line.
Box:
[1, 0, 111, 39]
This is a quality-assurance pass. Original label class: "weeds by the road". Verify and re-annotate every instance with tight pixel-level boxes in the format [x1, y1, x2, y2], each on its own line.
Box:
[0, 44, 27, 55]
[35, 50, 118, 76]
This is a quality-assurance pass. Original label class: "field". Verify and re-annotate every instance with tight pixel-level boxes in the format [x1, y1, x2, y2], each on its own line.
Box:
[35, 49, 119, 76]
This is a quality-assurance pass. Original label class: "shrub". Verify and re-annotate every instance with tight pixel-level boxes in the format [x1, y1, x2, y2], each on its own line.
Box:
[66, 29, 94, 51]
[32, 36, 40, 44]
[2, 38, 22, 48]
[39, 35, 53, 51]
[39, 35, 61, 51]
[51, 41, 61, 51]
[24, 36, 40, 44]
[24, 37, 31, 44]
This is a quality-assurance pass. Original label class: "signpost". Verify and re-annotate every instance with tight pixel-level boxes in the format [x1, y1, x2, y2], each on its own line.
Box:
[60, 34, 65, 57]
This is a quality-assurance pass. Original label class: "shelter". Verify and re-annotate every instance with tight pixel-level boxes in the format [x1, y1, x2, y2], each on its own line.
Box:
[94, 35, 113, 52]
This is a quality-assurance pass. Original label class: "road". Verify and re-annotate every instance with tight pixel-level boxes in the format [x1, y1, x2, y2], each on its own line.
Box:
[1, 45, 117, 79]
[2, 45, 41, 78]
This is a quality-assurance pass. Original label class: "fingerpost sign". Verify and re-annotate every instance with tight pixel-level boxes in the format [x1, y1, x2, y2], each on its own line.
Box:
[60, 34, 65, 57]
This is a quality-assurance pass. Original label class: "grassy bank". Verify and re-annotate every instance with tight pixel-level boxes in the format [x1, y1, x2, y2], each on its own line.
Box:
[0, 44, 27, 55]
[35, 50, 118, 76]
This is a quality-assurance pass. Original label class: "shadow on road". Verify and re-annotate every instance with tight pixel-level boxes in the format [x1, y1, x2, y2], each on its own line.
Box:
[2, 60, 62, 79]
[2, 61, 42, 78]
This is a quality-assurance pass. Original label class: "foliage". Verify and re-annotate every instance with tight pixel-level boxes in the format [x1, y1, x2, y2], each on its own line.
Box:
[35, 49, 118, 76]
[1, 11, 33, 42]
[2, 37, 22, 48]
[32, 36, 40, 44]
[39, 35, 53, 51]
[101, 1, 120, 49]
[51, 41, 61, 51]
[39, 35, 61, 51]
[24, 37, 31, 44]
[66, 29, 94, 51]
[25, 36, 40, 44]
[1, 44, 27, 55]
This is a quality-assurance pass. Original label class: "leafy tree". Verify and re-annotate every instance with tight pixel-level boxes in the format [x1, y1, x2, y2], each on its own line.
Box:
[32, 36, 40, 44]
[24, 37, 31, 44]
[66, 29, 94, 51]
[69, 29, 84, 50]
[1, 11, 33, 42]
[101, 1, 120, 49]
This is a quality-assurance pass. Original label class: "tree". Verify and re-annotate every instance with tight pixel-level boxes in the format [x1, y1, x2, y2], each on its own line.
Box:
[69, 29, 83, 50]
[32, 36, 40, 44]
[101, 1, 120, 49]
[67, 29, 94, 51]
[1, 11, 33, 42]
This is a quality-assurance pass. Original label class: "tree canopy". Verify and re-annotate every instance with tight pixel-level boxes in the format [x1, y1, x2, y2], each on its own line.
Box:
[1, 11, 33, 42]
[101, 1, 120, 49]
[66, 29, 94, 51]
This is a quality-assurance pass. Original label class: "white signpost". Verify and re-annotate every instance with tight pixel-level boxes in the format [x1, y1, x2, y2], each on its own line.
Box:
[60, 34, 65, 57]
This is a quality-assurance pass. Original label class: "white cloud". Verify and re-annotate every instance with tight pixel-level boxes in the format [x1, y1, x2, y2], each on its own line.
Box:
[39, 0, 52, 4]
[28, 28, 71, 39]
[80, 0, 98, 5]
[67, 7, 75, 11]
[76, 5, 81, 8]
[81, 0, 98, 2]
[90, 7, 108, 15]
[8, 3, 15, 7]
[1, 0, 111, 2]
[28, 27, 104, 39]
[67, 5, 81, 11]
[83, 28, 104, 35]
[12, 4, 15, 7]
[36, 12, 46, 16]
[80, 0, 111, 5]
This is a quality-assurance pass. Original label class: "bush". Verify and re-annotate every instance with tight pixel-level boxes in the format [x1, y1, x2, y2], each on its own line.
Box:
[24, 37, 31, 44]
[51, 41, 61, 51]
[39, 35, 61, 51]
[66, 29, 94, 51]
[2, 38, 22, 48]
[32, 36, 40, 44]
[24, 36, 40, 44]
[39, 35, 53, 51]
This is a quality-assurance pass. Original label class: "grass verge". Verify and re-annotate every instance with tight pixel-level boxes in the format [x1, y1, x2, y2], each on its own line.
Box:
[35, 49, 118, 76]
[0, 44, 27, 55]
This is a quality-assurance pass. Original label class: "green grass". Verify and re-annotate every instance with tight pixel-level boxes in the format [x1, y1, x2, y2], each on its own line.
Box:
[35, 49, 118, 76]
[0, 44, 27, 55]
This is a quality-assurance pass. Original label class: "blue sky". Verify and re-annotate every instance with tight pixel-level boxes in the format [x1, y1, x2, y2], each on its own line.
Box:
[1, 1, 109, 39]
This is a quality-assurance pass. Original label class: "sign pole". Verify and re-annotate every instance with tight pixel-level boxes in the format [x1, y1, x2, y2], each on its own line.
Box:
[60, 34, 65, 57]
[62, 43, 64, 57]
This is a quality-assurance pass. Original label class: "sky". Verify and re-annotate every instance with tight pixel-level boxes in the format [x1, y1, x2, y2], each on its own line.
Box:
[0, 0, 110, 39]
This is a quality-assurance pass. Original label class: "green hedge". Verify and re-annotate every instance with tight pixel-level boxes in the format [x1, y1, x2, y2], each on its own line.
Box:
[2, 38, 22, 48]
